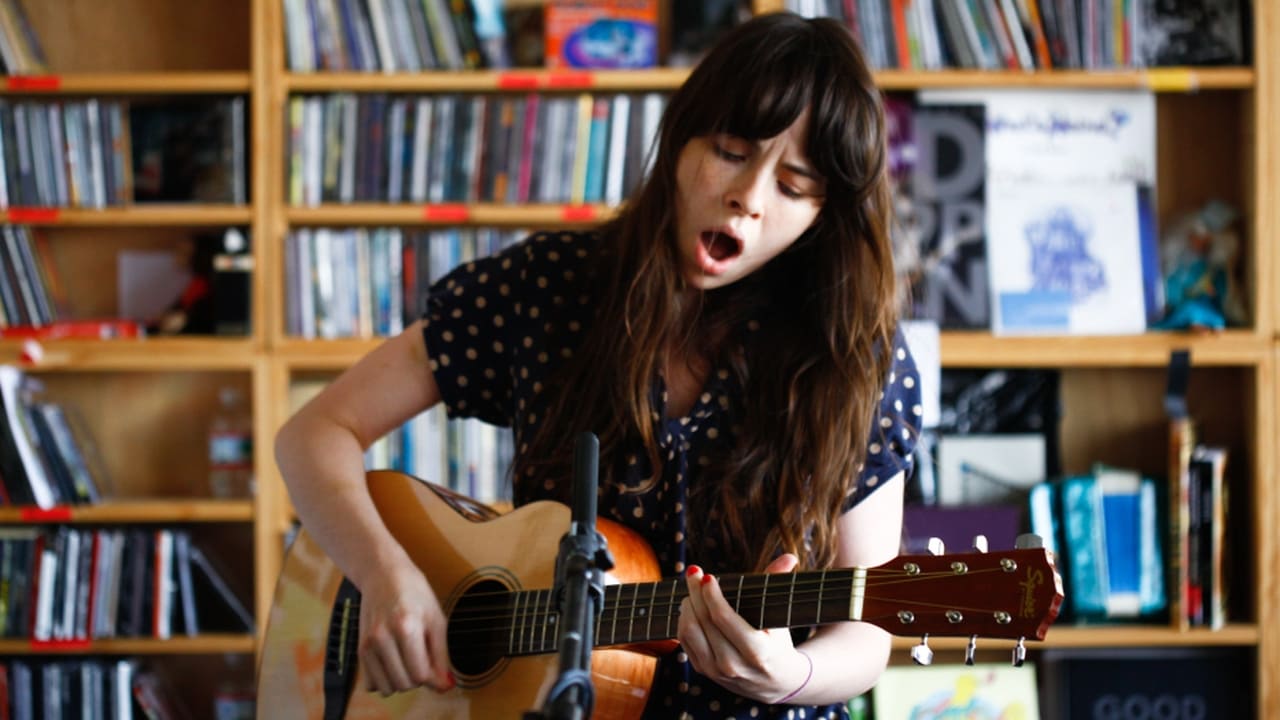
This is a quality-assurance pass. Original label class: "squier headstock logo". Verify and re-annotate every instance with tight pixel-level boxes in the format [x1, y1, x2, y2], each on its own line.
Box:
[1019, 566, 1045, 619]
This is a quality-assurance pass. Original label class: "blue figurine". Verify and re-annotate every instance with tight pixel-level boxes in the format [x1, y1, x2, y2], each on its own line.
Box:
[1153, 201, 1245, 331]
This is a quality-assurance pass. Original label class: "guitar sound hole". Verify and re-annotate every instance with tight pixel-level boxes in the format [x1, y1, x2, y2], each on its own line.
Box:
[448, 579, 514, 677]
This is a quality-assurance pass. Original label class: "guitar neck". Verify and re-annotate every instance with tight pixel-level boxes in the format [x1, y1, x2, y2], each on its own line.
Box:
[497, 569, 863, 656]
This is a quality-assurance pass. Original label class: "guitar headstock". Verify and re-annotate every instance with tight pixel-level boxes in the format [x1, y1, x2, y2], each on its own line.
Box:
[859, 537, 1064, 649]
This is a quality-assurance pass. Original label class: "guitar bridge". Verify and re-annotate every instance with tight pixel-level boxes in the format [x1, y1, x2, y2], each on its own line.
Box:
[324, 578, 362, 720]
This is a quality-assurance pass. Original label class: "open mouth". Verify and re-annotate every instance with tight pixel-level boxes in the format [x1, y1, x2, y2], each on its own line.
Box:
[699, 230, 742, 262]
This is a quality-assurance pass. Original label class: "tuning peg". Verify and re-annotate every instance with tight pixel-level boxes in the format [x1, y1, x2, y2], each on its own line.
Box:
[911, 634, 933, 666]
[1012, 637, 1026, 667]
[927, 537, 945, 556]
[971, 535, 988, 553]
[965, 635, 978, 665]
[1014, 533, 1044, 549]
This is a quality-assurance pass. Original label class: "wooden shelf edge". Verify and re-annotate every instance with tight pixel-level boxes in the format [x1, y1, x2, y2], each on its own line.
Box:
[2, 72, 252, 95]
[0, 500, 254, 524]
[0, 337, 263, 371]
[273, 338, 381, 370]
[286, 68, 690, 92]
[286, 203, 612, 226]
[891, 623, 1260, 651]
[3, 205, 252, 226]
[283, 67, 1254, 93]
[875, 67, 1255, 91]
[269, 332, 1268, 370]
[940, 329, 1268, 367]
[0, 634, 256, 655]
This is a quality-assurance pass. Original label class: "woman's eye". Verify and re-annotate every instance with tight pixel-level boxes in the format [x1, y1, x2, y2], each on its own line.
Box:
[713, 144, 745, 162]
[778, 182, 802, 198]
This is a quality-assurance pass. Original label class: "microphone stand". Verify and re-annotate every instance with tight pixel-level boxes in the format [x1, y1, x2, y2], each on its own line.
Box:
[523, 432, 613, 720]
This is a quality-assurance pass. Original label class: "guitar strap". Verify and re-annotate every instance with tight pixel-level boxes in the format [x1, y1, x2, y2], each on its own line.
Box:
[324, 578, 362, 720]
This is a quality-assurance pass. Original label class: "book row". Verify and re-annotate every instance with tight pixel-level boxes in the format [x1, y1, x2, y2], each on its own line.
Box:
[291, 367, 515, 505]
[0, 657, 187, 720]
[368, 406, 515, 505]
[0, 99, 128, 210]
[0, 97, 246, 209]
[0, 226, 57, 329]
[1029, 465, 1165, 623]
[283, 226, 524, 340]
[0, 366, 105, 510]
[0, 0, 42, 76]
[283, 0, 507, 73]
[0, 524, 253, 643]
[287, 91, 667, 206]
[788, 0, 1247, 70]
[1027, 444, 1230, 628]
[1169, 415, 1231, 630]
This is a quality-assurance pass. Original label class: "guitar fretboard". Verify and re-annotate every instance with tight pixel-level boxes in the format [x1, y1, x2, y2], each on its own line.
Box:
[465, 569, 863, 657]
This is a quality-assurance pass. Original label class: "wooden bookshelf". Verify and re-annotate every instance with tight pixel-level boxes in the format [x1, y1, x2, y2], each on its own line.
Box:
[0, 3, 265, 713]
[255, 1, 1279, 716]
[2, 0, 1273, 717]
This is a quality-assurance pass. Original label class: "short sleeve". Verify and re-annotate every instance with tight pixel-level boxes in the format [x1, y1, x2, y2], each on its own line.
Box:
[844, 330, 923, 511]
[420, 240, 532, 426]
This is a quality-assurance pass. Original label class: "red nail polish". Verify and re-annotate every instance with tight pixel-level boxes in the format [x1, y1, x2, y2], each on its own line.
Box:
[701, 573, 713, 585]
[447, 672, 457, 688]
[686, 565, 700, 577]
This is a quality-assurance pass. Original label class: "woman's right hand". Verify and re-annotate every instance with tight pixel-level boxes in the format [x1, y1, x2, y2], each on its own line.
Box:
[357, 559, 455, 696]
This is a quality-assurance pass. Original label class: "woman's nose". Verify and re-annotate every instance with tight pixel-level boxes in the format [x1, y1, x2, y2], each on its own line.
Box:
[724, 168, 766, 218]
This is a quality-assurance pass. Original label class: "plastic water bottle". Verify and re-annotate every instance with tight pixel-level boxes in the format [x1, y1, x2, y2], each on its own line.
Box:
[208, 387, 254, 498]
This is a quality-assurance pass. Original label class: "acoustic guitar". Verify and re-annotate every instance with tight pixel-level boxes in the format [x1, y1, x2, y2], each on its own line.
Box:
[257, 470, 1063, 719]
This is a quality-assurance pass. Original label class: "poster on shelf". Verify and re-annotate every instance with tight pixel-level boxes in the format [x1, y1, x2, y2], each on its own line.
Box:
[986, 179, 1149, 335]
[918, 90, 1160, 332]
[873, 663, 1040, 720]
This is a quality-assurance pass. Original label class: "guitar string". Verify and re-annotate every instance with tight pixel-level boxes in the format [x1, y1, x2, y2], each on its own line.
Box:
[347, 599, 1039, 652]
[444, 603, 1040, 654]
[441, 565, 1019, 607]
[443, 566, 1020, 620]
[348, 579, 1029, 638]
[339, 565, 1044, 644]
[444, 594, 1027, 635]
[440, 569, 1034, 637]
[440, 605, 1028, 654]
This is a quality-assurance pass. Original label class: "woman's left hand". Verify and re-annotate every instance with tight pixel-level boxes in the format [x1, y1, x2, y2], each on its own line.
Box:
[678, 554, 814, 704]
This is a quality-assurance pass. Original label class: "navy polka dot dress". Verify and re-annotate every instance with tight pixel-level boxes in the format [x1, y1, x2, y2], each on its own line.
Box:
[423, 231, 922, 719]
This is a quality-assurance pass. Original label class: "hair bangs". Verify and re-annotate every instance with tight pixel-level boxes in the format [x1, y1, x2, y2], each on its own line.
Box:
[670, 15, 883, 207]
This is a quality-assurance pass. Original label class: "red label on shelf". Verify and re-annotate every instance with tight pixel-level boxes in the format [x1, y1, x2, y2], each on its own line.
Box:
[20, 506, 73, 522]
[423, 204, 470, 223]
[7, 208, 60, 224]
[29, 639, 92, 651]
[497, 73, 540, 90]
[6, 75, 61, 91]
[546, 72, 594, 89]
[561, 205, 597, 222]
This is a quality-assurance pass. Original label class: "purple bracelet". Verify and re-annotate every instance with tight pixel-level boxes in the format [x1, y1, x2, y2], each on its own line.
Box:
[775, 649, 813, 705]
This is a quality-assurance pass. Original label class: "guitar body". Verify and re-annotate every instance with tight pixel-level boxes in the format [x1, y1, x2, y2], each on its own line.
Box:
[257, 470, 662, 720]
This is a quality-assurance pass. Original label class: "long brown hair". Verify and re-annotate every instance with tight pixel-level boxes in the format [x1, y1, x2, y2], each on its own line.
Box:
[515, 13, 899, 572]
